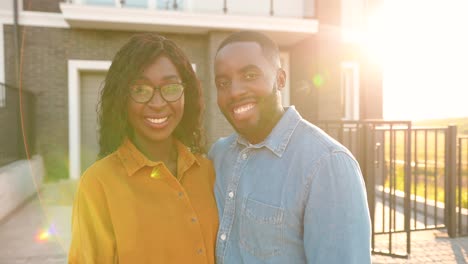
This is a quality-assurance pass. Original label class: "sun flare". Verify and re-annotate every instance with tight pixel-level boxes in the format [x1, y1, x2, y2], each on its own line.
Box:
[363, 0, 468, 120]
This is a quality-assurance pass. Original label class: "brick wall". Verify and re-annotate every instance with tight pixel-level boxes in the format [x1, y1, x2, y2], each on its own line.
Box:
[4, 26, 210, 179]
[289, 27, 344, 122]
[289, 36, 320, 122]
[205, 32, 234, 146]
[23, 0, 62, 13]
[0, 86, 20, 166]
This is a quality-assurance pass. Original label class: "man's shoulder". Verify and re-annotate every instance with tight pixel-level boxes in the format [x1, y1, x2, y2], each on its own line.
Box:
[290, 119, 350, 155]
[208, 133, 237, 159]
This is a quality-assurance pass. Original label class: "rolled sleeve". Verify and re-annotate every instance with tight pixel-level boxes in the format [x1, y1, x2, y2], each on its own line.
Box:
[303, 151, 371, 264]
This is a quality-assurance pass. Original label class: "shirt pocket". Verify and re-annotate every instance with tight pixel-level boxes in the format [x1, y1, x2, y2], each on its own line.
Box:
[239, 197, 284, 259]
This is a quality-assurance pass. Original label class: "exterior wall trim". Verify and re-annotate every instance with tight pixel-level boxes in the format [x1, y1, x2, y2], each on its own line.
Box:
[68, 60, 110, 179]
[0, 24, 4, 84]
[0, 10, 69, 28]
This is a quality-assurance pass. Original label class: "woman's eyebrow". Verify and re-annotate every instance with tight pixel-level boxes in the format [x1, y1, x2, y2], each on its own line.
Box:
[133, 75, 181, 83]
[161, 75, 181, 81]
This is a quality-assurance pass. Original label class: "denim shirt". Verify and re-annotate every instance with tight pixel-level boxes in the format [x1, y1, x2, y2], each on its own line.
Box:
[209, 107, 371, 264]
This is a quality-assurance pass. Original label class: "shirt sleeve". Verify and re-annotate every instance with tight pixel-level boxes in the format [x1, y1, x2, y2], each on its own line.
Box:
[303, 151, 371, 264]
[68, 173, 117, 264]
[207, 140, 225, 218]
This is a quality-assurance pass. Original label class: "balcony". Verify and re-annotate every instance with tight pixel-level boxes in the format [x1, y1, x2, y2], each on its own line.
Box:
[59, 0, 318, 46]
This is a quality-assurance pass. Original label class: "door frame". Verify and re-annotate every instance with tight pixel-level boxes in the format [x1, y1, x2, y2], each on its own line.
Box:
[68, 60, 110, 179]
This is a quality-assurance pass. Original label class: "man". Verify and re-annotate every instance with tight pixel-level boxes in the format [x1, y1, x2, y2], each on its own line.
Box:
[209, 31, 371, 263]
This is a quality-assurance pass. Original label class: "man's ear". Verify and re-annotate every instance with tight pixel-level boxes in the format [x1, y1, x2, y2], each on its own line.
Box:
[276, 68, 286, 91]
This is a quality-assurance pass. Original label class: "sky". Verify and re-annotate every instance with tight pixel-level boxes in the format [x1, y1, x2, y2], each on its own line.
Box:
[372, 0, 468, 120]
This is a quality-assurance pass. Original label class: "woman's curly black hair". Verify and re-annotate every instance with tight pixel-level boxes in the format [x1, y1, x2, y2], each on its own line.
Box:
[97, 33, 205, 158]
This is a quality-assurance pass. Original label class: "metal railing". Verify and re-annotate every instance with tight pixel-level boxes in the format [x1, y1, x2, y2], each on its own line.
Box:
[71, 0, 290, 18]
[0, 83, 36, 167]
[457, 135, 468, 236]
[317, 121, 468, 256]
[317, 120, 412, 258]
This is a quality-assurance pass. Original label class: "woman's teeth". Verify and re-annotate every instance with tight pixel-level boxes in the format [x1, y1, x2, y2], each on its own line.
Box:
[146, 117, 168, 124]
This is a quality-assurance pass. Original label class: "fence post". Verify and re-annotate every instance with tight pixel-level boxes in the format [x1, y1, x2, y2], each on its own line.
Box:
[446, 125, 457, 237]
[360, 124, 374, 216]
[404, 122, 412, 253]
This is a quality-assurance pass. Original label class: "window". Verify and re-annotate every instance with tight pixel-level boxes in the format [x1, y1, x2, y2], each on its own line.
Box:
[124, 0, 148, 8]
[84, 0, 115, 6]
[0, 84, 5, 108]
[280, 52, 290, 106]
[341, 62, 360, 120]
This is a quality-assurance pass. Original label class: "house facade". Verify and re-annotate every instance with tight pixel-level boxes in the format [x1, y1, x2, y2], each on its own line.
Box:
[0, 0, 383, 180]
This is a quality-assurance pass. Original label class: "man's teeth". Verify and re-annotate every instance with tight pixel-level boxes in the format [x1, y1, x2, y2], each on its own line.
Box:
[147, 117, 168, 124]
[233, 104, 254, 114]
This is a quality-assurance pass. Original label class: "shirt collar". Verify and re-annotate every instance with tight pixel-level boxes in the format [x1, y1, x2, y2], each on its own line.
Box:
[235, 106, 302, 157]
[117, 138, 200, 177]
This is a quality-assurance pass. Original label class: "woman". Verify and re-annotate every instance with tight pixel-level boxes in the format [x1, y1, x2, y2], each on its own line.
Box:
[68, 33, 218, 263]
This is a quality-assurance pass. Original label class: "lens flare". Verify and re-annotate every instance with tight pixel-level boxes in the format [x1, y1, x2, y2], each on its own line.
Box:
[312, 74, 324, 88]
[35, 224, 57, 243]
[36, 230, 50, 242]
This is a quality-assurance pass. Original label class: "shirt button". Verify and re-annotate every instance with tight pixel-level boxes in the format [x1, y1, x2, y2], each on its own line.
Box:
[191, 217, 197, 223]
[228, 191, 234, 198]
[220, 233, 227, 241]
[197, 248, 203, 255]
[242, 153, 248, 160]
[178, 192, 184, 198]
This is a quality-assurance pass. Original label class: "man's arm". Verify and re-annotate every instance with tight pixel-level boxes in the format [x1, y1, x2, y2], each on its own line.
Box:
[208, 140, 225, 215]
[303, 151, 371, 264]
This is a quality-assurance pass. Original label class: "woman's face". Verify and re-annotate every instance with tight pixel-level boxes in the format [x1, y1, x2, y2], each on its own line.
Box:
[127, 55, 185, 146]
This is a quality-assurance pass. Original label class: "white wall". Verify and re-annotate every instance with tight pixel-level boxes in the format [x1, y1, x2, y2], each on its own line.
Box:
[0, 155, 45, 221]
[0, 0, 23, 12]
[341, 0, 365, 31]
[0, 1, 13, 11]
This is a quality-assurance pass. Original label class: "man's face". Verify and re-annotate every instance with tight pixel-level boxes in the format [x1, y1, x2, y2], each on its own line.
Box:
[215, 42, 285, 143]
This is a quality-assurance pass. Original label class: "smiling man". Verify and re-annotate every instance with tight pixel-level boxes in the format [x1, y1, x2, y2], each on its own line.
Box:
[209, 31, 371, 264]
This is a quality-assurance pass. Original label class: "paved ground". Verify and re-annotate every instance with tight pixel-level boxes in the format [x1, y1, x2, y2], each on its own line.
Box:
[0, 180, 467, 263]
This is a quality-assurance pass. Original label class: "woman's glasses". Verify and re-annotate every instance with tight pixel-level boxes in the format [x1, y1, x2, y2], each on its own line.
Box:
[129, 83, 185, 103]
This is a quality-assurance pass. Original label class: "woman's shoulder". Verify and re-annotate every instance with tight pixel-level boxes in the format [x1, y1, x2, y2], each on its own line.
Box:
[80, 152, 122, 183]
[193, 153, 214, 168]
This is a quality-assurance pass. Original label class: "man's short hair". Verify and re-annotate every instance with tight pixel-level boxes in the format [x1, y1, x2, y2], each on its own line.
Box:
[216, 31, 281, 68]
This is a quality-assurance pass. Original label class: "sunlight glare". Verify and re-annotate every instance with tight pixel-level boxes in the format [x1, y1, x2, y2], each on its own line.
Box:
[370, 0, 468, 120]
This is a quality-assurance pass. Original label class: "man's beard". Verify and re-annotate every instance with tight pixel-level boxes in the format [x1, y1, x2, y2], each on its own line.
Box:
[231, 83, 283, 142]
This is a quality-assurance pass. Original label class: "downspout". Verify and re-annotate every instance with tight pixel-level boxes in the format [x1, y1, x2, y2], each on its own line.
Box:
[13, 0, 20, 87]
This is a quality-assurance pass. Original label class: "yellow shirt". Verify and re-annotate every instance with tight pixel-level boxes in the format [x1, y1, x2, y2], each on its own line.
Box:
[68, 139, 219, 263]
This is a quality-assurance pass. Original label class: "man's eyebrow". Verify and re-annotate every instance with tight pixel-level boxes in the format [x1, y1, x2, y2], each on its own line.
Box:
[239, 64, 260, 73]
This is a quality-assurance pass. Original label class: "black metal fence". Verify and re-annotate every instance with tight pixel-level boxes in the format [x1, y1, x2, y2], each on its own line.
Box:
[0, 83, 36, 167]
[457, 135, 468, 236]
[317, 121, 467, 257]
[317, 120, 412, 257]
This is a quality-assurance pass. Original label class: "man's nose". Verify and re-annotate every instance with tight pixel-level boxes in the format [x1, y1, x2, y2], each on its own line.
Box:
[229, 79, 248, 98]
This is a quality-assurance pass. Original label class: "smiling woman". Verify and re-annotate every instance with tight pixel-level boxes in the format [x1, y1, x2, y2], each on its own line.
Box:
[68, 33, 218, 263]
[364, 0, 468, 120]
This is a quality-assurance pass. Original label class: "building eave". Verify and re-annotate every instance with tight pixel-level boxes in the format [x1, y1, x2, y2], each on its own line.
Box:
[59, 3, 318, 46]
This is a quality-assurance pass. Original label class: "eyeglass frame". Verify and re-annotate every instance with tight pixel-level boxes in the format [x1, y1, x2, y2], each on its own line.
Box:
[129, 82, 186, 104]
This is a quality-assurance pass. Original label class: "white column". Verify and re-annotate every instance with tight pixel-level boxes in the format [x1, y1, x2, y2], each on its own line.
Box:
[0, 25, 4, 107]
[0, 25, 4, 84]
[68, 61, 81, 180]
